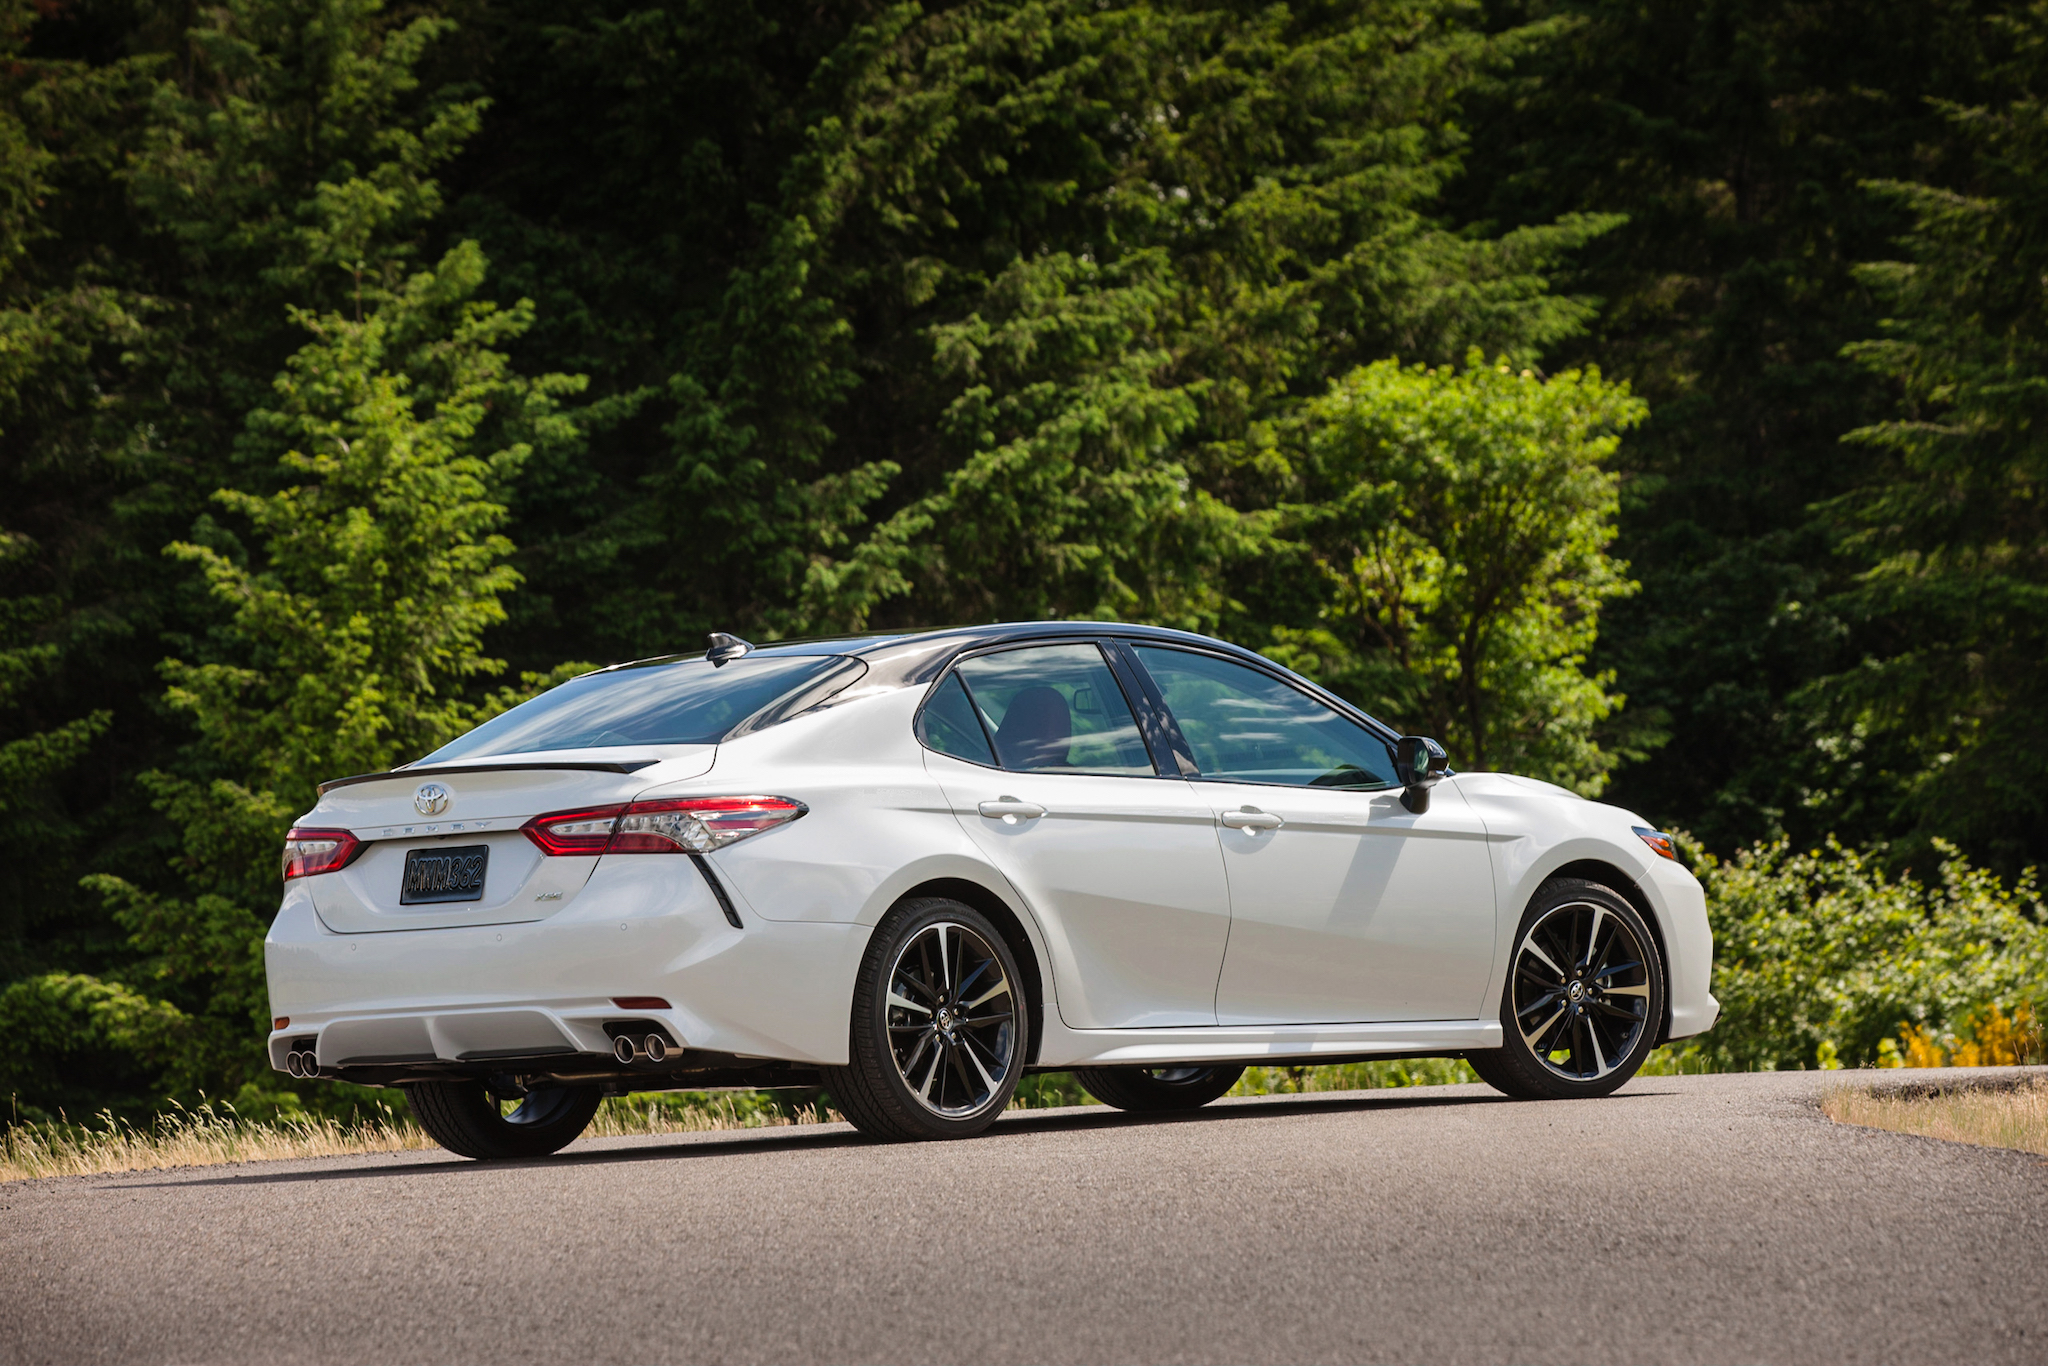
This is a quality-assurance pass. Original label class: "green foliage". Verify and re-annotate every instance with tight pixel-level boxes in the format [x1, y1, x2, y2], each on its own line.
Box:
[1264, 353, 1645, 791]
[1810, 8, 2048, 875]
[1681, 835, 2048, 1072]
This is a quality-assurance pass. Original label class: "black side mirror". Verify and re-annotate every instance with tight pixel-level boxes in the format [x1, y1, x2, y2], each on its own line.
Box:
[1394, 736, 1450, 813]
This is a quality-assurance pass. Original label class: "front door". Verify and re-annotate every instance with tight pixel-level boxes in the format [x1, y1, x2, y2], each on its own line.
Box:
[1127, 644, 1498, 1025]
[918, 642, 1231, 1029]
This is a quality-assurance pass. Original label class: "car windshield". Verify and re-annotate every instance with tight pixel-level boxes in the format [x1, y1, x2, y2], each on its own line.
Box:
[417, 655, 846, 761]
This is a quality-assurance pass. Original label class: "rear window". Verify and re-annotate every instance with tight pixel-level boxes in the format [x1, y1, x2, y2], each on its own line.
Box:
[418, 655, 847, 761]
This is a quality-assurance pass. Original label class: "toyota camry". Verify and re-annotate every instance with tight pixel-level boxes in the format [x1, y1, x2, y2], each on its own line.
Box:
[265, 622, 1718, 1157]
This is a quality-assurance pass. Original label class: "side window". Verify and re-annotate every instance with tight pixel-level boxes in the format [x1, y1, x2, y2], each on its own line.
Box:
[953, 644, 1155, 776]
[917, 673, 998, 766]
[1131, 646, 1399, 791]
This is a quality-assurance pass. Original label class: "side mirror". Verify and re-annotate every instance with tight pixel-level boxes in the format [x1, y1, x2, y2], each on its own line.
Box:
[1394, 736, 1450, 814]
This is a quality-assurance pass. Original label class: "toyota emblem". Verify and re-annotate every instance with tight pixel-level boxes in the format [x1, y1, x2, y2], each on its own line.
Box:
[413, 782, 451, 816]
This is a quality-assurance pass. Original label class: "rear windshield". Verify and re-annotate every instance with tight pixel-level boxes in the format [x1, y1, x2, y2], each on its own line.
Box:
[417, 655, 846, 761]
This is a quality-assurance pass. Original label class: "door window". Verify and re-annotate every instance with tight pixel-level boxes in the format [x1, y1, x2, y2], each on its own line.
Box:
[1132, 646, 1398, 790]
[954, 645, 1155, 775]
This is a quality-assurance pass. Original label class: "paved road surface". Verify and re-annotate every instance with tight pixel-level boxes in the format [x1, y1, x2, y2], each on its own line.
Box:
[3, 1069, 2046, 1364]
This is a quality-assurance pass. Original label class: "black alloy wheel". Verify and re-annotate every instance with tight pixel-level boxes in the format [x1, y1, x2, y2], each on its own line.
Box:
[826, 897, 1027, 1140]
[409, 1079, 604, 1159]
[1467, 877, 1666, 1100]
[1073, 1063, 1245, 1112]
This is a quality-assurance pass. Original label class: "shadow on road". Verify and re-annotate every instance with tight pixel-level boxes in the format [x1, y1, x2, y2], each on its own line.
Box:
[100, 1084, 1675, 1191]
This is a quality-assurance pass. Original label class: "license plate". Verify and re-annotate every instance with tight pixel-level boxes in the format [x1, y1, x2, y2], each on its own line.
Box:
[400, 844, 490, 905]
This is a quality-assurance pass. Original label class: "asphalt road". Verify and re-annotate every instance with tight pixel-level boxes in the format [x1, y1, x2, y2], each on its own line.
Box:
[3, 1068, 2046, 1365]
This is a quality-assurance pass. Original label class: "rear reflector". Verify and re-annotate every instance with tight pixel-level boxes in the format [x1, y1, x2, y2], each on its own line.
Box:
[524, 797, 807, 857]
[273, 1017, 290, 1031]
[611, 996, 671, 1010]
[282, 828, 364, 880]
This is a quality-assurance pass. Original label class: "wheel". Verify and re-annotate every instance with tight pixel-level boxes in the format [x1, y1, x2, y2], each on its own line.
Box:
[1467, 877, 1666, 1100]
[409, 1079, 603, 1159]
[824, 897, 1027, 1141]
[1073, 1064, 1245, 1112]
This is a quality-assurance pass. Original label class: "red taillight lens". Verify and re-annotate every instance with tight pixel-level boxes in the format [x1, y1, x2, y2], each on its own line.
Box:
[523, 797, 807, 857]
[610, 796, 808, 853]
[282, 827, 362, 880]
[521, 804, 626, 856]
[1633, 826, 1679, 861]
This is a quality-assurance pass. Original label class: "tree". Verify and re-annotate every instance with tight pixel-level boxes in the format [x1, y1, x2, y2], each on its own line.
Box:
[1816, 6, 2048, 875]
[1455, 0, 2002, 845]
[1265, 352, 1646, 792]
[85, 245, 579, 1108]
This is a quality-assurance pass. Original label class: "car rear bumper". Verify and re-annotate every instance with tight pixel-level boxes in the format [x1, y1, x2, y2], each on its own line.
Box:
[264, 855, 870, 1079]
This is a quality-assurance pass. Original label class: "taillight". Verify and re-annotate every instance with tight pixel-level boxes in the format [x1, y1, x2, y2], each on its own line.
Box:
[522, 796, 807, 857]
[282, 827, 363, 880]
[522, 804, 626, 856]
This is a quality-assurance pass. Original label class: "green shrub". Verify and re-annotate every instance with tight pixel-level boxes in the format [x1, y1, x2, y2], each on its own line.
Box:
[1680, 836, 2047, 1071]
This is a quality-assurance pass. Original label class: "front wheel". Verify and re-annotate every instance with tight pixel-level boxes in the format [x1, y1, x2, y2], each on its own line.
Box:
[824, 898, 1028, 1141]
[1466, 877, 1666, 1100]
[409, 1080, 603, 1159]
[1073, 1064, 1245, 1112]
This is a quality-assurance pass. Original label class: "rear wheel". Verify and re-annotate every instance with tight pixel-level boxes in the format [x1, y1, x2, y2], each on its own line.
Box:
[409, 1080, 602, 1160]
[1073, 1064, 1245, 1112]
[1467, 877, 1666, 1100]
[825, 897, 1027, 1141]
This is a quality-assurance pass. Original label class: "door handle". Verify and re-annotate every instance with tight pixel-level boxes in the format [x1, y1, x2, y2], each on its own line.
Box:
[978, 797, 1047, 822]
[1221, 807, 1284, 831]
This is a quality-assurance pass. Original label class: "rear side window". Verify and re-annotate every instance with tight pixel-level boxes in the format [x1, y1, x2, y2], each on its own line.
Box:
[952, 644, 1154, 776]
[917, 673, 998, 766]
[1132, 646, 1398, 790]
[419, 655, 846, 761]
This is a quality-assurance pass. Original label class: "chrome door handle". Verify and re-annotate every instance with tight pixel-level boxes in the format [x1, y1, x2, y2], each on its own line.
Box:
[1221, 808, 1284, 831]
[978, 797, 1047, 821]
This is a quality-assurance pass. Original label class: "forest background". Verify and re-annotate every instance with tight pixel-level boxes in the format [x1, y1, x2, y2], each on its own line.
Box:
[2, 0, 2045, 1126]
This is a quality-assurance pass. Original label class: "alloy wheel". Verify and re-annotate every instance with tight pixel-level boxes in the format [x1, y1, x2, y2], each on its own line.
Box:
[886, 921, 1018, 1118]
[1511, 899, 1654, 1082]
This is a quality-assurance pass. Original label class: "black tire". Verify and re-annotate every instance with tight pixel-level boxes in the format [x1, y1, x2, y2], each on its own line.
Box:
[1467, 877, 1667, 1100]
[824, 897, 1028, 1141]
[1073, 1064, 1245, 1112]
[409, 1080, 603, 1160]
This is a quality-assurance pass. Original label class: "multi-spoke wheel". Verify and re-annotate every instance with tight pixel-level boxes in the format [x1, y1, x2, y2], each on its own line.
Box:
[1467, 878, 1666, 1100]
[1073, 1063, 1245, 1112]
[826, 897, 1028, 1140]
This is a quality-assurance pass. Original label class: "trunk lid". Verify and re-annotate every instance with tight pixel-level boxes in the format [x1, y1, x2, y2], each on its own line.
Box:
[303, 749, 714, 933]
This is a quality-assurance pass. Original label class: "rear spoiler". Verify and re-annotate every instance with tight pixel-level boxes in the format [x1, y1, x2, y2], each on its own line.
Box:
[317, 759, 660, 796]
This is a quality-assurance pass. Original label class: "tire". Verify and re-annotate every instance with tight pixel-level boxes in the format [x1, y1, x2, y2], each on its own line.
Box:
[1467, 877, 1667, 1100]
[409, 1080, 603, 1160]
[1073, 1064, 1245, 1112]
[824, 897, 1028, 1141]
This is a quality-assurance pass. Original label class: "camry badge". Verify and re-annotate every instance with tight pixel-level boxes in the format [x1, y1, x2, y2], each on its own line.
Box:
[414, 782, 451, 816]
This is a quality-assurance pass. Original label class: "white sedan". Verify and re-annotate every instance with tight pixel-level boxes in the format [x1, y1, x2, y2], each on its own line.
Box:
[266, 623, 1717, 1156]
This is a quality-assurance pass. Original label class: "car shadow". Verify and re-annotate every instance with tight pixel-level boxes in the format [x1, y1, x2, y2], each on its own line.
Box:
[99, 1084, 1673, 1190]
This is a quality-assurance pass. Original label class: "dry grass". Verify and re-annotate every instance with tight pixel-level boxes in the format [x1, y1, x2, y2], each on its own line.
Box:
[1822, 1076, 2048, 1157]
[0, 1092, 839, 1184]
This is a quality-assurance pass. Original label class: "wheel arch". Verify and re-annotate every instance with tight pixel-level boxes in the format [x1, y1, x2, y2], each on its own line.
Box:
[1540, 859, 1674, 1045]
[894, 876, 1047, 1066]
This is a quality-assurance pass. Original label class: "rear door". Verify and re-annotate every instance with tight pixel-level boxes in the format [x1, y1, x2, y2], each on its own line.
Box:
[919, 641, 1232, 1029]
[1124, 644, 1497, 1025]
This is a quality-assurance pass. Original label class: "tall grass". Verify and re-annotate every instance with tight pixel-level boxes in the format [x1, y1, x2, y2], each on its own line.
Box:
[1822, 1077, 2048, 1156]
[0, 1090, 839, 1183]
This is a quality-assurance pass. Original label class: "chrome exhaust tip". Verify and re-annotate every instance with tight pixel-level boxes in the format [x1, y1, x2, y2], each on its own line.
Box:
[643, 1034, 669, 1064]
[612, 1036, 637, 1065]
[286, 1051, 304, 1077]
